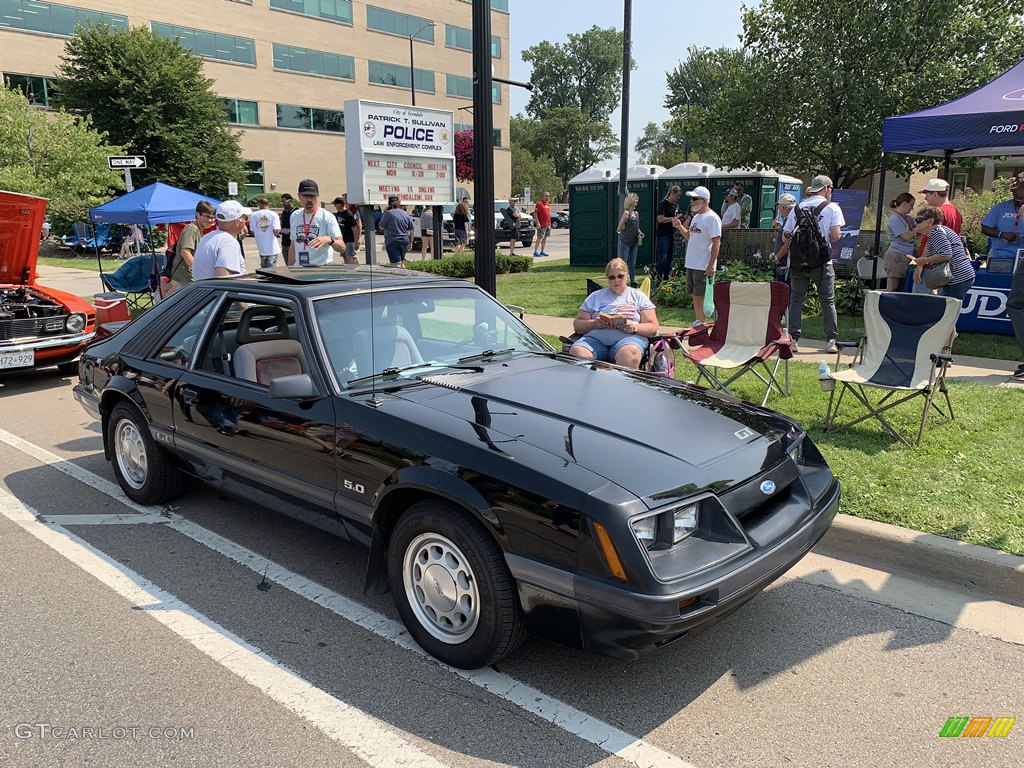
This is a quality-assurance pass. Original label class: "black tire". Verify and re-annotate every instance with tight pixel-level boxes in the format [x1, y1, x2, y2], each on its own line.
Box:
[388, 499, 525, 669]
[107, 401, 183, 505]
[56, 361, 79, 376]
[521, 237, 533, 248]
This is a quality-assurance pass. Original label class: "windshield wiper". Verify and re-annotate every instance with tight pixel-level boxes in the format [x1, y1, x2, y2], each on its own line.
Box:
[457, 348, 518, 363]
[347, 361, 484, 388]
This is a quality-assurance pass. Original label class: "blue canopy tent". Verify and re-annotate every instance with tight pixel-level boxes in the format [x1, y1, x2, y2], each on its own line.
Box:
[89, 182, 221, 226]
[872, 58, 1024, 334]
[873, 57, 1024, 253]
[87, 183, 221, 306]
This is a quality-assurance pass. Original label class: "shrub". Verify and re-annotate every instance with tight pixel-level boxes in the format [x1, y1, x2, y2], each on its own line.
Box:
[409, 252, 531, 278]
[955, 177, 1012, 256]
[834, 277, 863, 316]
[47, 198, 94, 240]
[246, 192, 286, 209]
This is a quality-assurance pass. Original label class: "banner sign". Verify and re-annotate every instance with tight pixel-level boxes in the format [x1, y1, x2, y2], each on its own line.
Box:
[829, 188, 869, 264]
[345, 99, 455, 205]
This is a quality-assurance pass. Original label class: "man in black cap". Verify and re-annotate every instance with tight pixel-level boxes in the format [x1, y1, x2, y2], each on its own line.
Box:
[287, 179, 343, 266]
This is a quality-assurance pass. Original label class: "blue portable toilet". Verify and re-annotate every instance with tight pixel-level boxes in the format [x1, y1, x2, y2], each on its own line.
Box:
[778, 174, 803, 203]
[568, 166, 618, 267]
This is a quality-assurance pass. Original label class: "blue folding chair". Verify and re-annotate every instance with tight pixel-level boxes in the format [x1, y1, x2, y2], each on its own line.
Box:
[100, 253, 165, 312]
[822, 291, 961, 445]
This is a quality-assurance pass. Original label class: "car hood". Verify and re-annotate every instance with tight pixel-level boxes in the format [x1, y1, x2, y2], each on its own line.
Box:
[415, 355, 797, 507]
[0, 190, 47, 286]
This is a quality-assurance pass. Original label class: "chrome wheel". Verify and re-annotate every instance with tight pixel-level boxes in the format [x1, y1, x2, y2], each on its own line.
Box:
[403, 532, 479, 644]
[114, 418, 148, 490]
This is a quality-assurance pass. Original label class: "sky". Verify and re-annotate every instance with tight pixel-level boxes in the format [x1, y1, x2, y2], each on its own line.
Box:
[508, 0, 747, 163]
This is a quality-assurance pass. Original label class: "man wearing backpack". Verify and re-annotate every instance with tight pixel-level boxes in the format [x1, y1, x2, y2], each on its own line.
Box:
[775, 174, 843, 354]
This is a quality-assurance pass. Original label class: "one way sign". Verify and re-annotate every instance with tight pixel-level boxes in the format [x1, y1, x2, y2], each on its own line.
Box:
[108, 155, 147, 170]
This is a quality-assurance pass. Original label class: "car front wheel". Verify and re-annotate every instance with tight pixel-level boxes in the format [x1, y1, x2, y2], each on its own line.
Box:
[108, 402, 183, 505]
[388, 499, 525, 668]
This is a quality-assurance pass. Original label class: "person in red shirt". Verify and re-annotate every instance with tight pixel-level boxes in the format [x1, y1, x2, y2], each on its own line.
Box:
[532, 191, 552, 258]
[914, 178, 963, 294]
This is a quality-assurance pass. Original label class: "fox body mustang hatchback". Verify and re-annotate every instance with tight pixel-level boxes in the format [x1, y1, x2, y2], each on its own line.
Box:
[74, 266, 839, 668]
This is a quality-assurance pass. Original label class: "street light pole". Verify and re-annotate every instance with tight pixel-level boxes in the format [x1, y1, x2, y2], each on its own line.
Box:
[408, 21, 435, 107]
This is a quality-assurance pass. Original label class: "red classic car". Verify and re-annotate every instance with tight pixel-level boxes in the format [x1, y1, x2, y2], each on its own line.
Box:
[0, 190, 96, 374]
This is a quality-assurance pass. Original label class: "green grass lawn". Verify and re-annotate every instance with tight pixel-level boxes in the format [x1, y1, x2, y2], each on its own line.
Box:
[505, 260, 1023, 361]
[38, 254, 124, 273]
[536, 332, 1024, 556]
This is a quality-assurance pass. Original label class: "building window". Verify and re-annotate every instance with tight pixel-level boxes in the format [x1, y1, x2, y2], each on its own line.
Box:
[456, 0, 508, 10]
[268, 0, 352, 24]
[952, 172, 968, 199]
[151, 22, 255, 65]
[492, 83, 501, 104]
[445, 24, 471, 51]
[366, 6, 433, 41]
[3, 73, 57, 107]
[368, 61, 434, 94]
[493, 129, 501, 148]
[446, 74, 472, 100]
[245, 160, 264, 198]
[272, 43, 354, 80]
[223, 98, 259, 126]
[444, 25, 500, 59]
[275, 103, 344, 133]
[0, 0, 126, 36]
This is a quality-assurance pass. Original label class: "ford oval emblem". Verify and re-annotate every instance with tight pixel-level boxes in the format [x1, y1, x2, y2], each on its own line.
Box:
[760, 480, 776, 495]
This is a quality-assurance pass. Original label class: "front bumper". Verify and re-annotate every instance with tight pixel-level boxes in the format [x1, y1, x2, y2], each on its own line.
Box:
[508, 477, 841, 658]
[73, 384, 102, 421]
[0, 332, 95, 369]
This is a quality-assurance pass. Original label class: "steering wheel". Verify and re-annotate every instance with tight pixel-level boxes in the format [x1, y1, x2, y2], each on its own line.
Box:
[449, 337, 478, 353]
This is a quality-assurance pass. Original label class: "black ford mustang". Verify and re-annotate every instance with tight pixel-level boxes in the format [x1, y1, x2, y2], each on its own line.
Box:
[74, 266, 839, 669]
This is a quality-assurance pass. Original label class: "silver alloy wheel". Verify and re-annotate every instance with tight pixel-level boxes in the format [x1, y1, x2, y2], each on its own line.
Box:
[402, 532, 479, 644]
[114, 418, 148, 490]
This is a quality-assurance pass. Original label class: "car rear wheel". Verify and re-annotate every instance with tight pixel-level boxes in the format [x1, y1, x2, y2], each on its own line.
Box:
[388, 499, 525, 668]
[108, 402, 183, 505]
[521, 237, 533, 248]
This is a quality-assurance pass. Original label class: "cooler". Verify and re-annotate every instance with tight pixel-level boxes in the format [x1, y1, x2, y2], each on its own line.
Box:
[94, 292, 130, 325]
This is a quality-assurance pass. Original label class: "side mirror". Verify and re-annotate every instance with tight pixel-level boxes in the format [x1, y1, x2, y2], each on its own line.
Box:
[268, 373, 317, 399]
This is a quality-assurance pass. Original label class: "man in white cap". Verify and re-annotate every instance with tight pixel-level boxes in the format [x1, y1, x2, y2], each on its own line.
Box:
[191, 200, 252, 280]
[775, 174, 843, 353]
[674, 185, 721, 325]
[773, 193, 798, 279]
[920, 178, 961, 235]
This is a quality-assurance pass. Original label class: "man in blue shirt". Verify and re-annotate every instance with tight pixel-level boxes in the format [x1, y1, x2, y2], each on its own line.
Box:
[980, 175, 1024, 261]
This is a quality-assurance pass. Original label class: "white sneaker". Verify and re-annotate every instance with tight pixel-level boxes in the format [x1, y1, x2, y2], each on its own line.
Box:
[791, 339, 799, 353]
[826, 340, 839, 354]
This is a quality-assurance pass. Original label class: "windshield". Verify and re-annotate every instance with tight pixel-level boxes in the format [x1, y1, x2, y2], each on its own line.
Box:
[313, 285, 551, 388]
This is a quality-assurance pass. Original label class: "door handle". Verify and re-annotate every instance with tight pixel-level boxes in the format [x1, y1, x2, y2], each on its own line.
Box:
[181, 387, 199, 406]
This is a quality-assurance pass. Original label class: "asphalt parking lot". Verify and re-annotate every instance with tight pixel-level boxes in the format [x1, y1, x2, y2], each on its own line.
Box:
[1, 364, 1022, 768]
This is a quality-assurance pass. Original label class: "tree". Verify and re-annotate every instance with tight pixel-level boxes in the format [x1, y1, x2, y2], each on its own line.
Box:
[521, 26, 632, 124]
[55, 23, 247, 197]
[510, 144, 564, 202]
[679, 0, 1024, 187]
[634, 120, 690, 168]
[455, 130, 473, 182]
[512, 109, 616, 187]
[0, 86, 123, 202]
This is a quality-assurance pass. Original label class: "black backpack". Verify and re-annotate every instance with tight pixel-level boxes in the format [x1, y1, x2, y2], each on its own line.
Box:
[789, 200, 832, 271]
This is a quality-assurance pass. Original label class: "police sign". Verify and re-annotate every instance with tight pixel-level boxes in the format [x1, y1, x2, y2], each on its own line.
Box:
[344, 100, 455, 205]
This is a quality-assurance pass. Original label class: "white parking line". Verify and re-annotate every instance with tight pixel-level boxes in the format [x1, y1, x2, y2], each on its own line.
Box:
[41, 513, 168, 525]
[0, 426, 697, 768]
[0, 491, 450, 768]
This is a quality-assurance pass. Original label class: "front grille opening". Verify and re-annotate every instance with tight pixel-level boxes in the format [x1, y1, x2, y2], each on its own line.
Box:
[736, 485, 792, 528]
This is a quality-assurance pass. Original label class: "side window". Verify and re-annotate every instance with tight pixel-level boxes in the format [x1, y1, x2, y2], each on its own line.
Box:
[199, 299, 301, 383]
[151, 300, 215, 368]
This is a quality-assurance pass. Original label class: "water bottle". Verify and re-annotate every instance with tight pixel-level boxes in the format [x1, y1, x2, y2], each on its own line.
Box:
[818, 361, 834, 391]
[638, 232, 645, 247]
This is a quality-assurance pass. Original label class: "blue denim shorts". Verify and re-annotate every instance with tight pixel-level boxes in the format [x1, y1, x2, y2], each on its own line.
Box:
[572, 334, 648, 362]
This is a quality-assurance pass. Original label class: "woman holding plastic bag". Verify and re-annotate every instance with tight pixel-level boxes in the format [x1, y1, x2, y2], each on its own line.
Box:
[673, 185, 721, 326]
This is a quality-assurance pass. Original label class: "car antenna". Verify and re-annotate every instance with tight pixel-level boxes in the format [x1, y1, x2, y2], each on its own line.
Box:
[368, 188, 381, 406]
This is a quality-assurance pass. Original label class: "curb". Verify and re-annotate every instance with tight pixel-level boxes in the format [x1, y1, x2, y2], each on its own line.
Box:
[815, 514, 1024, 605]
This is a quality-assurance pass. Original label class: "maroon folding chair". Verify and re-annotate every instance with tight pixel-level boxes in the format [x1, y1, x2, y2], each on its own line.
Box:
[677, 280, 793, 406]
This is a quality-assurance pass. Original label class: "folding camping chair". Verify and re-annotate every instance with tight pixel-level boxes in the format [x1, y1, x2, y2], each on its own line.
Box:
[676, 280, 793, 406]
[99, 252, 164, 312]
[62, 222, 91, 250]
[822, 291, 961, 446]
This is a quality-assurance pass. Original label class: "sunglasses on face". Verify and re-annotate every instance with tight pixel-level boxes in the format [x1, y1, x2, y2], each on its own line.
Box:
[915, 216, 928, 224]
[607, 274, 627, 280]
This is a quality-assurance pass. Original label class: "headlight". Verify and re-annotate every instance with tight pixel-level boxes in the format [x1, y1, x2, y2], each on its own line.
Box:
[65, 313, 86, 334]
[672, 504, 699, 544]
[787, 434, 804, 465]
[631, 503, 700, 550]
[630, 516, 658, 549]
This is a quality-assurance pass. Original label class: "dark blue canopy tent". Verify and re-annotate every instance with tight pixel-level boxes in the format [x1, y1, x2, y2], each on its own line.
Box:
[88, 182, 221, 226]
[873, 57, 1024, 252]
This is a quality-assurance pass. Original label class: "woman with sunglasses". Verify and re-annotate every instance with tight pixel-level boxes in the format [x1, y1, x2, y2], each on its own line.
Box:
[569, 257, 660, 369]
[912, 206, 975, 303]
